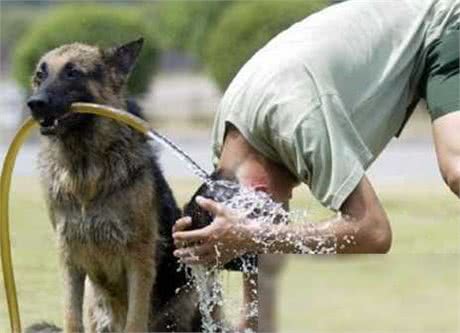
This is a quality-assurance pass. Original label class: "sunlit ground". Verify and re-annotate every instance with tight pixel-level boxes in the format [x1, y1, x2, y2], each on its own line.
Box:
[0, 177, 458, 332]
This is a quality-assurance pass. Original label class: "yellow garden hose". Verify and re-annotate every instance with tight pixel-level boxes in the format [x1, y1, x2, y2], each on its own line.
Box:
[0, 103, 152, 332]
[1, 117, 36, 333]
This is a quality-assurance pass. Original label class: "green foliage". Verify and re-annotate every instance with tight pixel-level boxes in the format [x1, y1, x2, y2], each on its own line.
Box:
[0, 6, 44, 68]
[12, 5, 159, 95]
[205, 0, 327, 90]
[155, 0, 232, 57]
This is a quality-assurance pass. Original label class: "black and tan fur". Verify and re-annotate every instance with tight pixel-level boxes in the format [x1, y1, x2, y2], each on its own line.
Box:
[26, 39, 201, 332]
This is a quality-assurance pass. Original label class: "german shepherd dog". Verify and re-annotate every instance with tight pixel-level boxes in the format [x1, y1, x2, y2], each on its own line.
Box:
[25, 38, 202, 332]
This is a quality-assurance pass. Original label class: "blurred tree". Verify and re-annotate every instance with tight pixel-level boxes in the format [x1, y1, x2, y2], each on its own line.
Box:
[205, 0, 327, 90]
[0, 6, 46, 72]
[155, 0, 233, 59]
[12, 4, 159, 95]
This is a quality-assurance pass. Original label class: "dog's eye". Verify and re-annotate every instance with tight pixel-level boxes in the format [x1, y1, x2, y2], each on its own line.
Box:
[35, 70, 47, 83]
[36, 71, 45, 80]
[65, 68, 83, 80]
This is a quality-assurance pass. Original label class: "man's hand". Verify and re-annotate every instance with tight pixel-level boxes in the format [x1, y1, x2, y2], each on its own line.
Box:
[173, 196, 254, 267]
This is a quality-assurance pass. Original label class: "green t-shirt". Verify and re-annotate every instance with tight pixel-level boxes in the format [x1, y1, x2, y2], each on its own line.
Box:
[211, 0, 459, 210]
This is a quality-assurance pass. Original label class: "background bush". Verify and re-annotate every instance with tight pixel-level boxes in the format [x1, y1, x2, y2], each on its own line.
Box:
[0, 6, 45, 71]
[12, 5, 159, 95]
[155, 0, 233, 59]
[205, 0, 327, 90]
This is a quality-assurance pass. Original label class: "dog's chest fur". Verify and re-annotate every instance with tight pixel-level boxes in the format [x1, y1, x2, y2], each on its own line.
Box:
[38, 121, 157, 266]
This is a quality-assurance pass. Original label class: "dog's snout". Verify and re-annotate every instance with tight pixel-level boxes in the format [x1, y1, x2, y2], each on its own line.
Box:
[27, 93, 50, 113]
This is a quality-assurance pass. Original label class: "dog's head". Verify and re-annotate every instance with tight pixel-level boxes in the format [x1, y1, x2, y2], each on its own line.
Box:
[183, 170, 258, 272]
[183, 170, 239, 230]
[27, 38, 143, 136]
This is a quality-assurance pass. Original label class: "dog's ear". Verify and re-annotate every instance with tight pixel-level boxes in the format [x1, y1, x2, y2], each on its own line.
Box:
[103, 38, 144, 77]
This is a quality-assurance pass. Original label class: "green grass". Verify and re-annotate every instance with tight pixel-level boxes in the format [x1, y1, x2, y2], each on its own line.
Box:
[0, 177, 458, 331]
[278, 255, 459, 332]
[278, 184, 459, 332]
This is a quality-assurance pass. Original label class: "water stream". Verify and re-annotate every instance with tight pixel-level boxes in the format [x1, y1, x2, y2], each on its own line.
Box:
[147, 129, 212, 184]
[147, 130, 339, 332]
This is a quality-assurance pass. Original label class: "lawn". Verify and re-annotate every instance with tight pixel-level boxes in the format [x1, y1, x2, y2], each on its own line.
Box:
[0, 176, 458, 332]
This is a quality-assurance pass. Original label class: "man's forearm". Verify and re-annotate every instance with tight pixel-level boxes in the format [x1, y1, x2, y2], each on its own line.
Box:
[243, 213, 389, 254]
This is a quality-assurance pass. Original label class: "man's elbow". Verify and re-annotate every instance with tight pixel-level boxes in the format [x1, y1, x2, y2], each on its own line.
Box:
[361, 215, 392, 254]
[370, 221, 392, 253]
[444, 166, 460, 197]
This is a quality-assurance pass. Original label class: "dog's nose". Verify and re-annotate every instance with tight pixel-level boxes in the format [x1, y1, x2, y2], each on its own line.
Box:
[27, 93, 50, 113]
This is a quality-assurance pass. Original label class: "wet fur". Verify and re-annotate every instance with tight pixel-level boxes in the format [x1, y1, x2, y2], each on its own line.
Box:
[183, 171, 257, 272]
[27, 40, 201, 332]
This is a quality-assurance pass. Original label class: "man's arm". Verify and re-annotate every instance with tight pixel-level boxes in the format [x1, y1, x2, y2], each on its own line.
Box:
[173, 175, 392, 265]
[248, 176, 392, 255]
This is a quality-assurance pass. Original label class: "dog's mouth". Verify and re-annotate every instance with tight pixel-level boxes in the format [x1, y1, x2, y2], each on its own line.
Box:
[39, 112, 77, 136]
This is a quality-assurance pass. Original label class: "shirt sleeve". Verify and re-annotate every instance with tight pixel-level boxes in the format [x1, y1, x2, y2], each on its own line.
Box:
[273, 94, 373, 211]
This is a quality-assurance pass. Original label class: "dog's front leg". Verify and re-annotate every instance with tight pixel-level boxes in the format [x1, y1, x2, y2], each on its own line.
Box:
[125, 251, 155, 333]
[63, 264, 85, 333]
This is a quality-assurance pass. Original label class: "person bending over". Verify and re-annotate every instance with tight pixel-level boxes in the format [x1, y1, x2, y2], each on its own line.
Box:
[174, 0, 460, 331]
